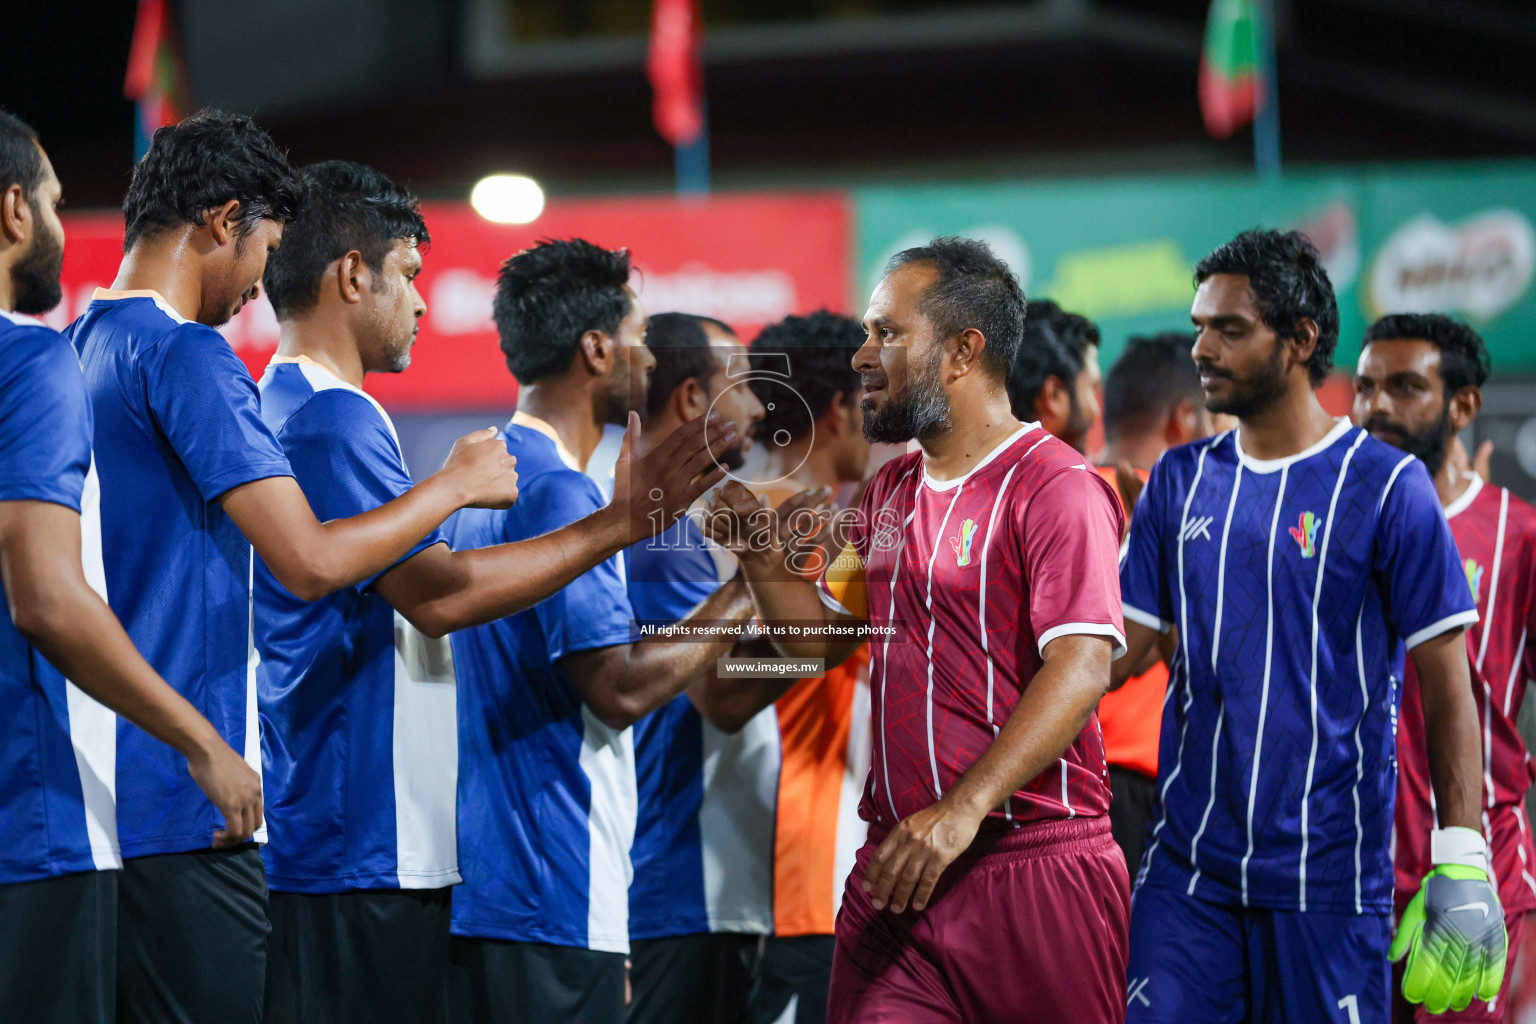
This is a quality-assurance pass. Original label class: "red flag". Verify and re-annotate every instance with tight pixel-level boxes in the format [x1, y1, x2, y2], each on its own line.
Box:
[647, 0, 704, 147]
[125, 0, 191, 157]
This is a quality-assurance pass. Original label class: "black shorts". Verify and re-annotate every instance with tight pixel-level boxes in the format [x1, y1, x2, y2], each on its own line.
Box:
[0, 868, 117, 1024]
[1109, 764, 1158, 882]
[266, 887, 452, 1024]
[747, 935, 835, 1024]
[628, 932, 759, 1024]
[447, 936, 626, 1024]
[117, 844, 268, 1024]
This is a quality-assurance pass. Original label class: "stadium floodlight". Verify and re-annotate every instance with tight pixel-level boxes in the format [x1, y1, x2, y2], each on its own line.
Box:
[470, 174, 545, 224]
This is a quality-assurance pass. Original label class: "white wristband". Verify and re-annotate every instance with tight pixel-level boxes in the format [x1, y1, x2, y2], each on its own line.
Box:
[1430, 826, 1492, 874]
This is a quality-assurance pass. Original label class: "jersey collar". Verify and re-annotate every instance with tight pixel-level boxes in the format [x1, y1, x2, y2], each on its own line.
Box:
[1233, 417, 1353, 475]
[921, 422, 1039, 492]
[510, 410, 582, 472]
[1443, 472, 1484, 520]
[92, 287, 192, 325]
[0, 307, 43, 327]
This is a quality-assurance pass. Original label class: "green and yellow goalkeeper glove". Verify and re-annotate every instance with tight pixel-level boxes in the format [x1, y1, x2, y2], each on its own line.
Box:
[1389, 826, 1507, 1014]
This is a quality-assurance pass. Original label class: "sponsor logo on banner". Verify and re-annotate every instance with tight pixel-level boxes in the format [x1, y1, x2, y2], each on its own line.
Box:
[1368, 209, 1536, 320]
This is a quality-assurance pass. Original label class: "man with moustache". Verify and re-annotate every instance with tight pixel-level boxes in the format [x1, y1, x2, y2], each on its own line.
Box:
[1114, 230, 1499, 1023]
[254, 167, 731, 1023]
[444, 241, 750, 1024]
[1353, 314, 1536, 1023]
[0, 109, 263, 1024]
[702, 237, 1132, 1024]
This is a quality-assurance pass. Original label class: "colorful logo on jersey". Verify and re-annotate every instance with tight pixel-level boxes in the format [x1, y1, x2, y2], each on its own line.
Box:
[950, 518, 979, 567]
[1465, 558, 1485, 600]
[1289, 511, 1319, 558]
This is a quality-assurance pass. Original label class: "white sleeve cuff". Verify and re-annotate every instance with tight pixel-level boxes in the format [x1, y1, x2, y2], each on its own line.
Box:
[1431, 826, 1491, 874]
[1405, 609, 1480, 651]
[1037, 622, 1128, 661]
[817, 585, 854, 618]
[1123, 603, 1172, 635]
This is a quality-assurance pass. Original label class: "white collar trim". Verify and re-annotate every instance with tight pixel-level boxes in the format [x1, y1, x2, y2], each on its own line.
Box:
[1443, 472, 1484, 520]
[1234, 417, 1353, 474]
[921, 422, 1039, 492]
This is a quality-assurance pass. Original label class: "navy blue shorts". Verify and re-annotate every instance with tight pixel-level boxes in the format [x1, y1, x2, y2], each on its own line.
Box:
[1126, 884, 1392, 1024]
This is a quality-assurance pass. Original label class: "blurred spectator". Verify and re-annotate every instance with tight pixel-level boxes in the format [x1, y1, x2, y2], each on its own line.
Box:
[1006, 298, 1101, 454]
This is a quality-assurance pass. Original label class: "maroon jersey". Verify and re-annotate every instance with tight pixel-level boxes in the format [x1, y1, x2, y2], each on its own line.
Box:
[826, 425, 1126, 829]
[1396, 475, 1536, 915]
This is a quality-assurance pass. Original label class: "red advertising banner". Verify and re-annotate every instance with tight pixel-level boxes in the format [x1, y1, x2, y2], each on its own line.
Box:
[50, 192, 851, 409]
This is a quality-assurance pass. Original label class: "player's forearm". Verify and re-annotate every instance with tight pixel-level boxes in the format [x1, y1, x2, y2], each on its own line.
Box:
[944, 635, 1112, 819]
[1110, 619, 1161, 691]
[1414, 628, 1485, 832]
[303, 472, 470, 598]
[737, 547, 850, 659]
[689, 636, 795, 733]
[576, 581, 757, 730]
[420, 505, 633, 636]
[17, 575, 226, 765]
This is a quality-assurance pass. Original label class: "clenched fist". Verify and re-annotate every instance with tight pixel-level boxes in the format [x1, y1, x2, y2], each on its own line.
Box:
[442, 427, 520, 509]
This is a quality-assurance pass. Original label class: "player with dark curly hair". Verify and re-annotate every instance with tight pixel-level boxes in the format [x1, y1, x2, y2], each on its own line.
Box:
[1116, 230, 1498, 1023]
[1354, 314, 1536, 1023]
[445, 239, 750, 1024]
[1006, 298, 1102, 454]
[70, 112, 523, 1024]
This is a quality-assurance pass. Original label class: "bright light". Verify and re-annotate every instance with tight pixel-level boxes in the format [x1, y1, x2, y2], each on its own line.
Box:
[470, 174, 545, 224]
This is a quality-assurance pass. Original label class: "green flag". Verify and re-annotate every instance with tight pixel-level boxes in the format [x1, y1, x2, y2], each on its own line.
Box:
[1200, 0, 1260, 138]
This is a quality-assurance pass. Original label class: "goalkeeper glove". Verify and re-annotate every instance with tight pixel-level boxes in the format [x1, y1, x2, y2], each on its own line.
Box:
[1389, 826, 1507, 1014]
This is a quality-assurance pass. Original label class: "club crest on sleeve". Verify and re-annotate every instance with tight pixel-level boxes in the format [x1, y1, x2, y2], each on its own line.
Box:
[950, 518, 979, 567]
[1289, 511, 1319, 559]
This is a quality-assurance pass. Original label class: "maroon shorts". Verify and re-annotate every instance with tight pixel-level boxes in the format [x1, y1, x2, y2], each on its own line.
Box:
[828, 815, 1130, 1024]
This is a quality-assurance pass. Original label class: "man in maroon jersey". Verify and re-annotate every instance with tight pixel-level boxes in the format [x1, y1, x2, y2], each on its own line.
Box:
[1354, 313, 1536, 1023]
[702, 237, 1130, 1024]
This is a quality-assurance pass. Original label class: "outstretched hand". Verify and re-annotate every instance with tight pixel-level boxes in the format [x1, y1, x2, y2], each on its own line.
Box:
[612, 412, 738, 542]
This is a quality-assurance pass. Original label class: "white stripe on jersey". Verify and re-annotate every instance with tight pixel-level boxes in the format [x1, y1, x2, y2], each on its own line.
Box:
[922, 487, 966, 800]
[579, 707, 638, 953]
[832, 674, 873, 915]
[1139, 435, 1221, 886]
[1186, 458, 1244, 895]
[392, 612, 461, 888]
[700, 711, 779, 934]
[1241, 465, 1290, 907]
[977, 457, 1028, 820]
[872, 466, 922, 824]
[1508, 628, 1529, 717]
[66, 457, 121, 871]
[1299, 431, 1365, 910]
[1475, 489, 1509, 674]
[245, 553, 267, 844]
[1351, 611, 1369, 913]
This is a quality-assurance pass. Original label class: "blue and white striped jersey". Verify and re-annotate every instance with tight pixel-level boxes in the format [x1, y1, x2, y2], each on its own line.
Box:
[1121, 419, 1477, 913]
[255, 358, 458, 894]
[448, 412, 639, 952]
[0, 309, 118, 884]
[71, 290, 290, 859]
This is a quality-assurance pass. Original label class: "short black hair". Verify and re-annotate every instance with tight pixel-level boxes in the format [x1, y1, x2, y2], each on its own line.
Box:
[1363, 313, 1491, 394]
[1103, 331, 1201, 441]
[1006, 298, 1099, 422]
[644, 312, 732, 420]
[0, 110, 45, 202]
[1194, 228, 1339, 387]
[493, 238, 633, 385]
[886, 236, 1026, 380]
[750, 310, 865, 443]
[122, 109, 301, 252]
[263, 161, 429, 320]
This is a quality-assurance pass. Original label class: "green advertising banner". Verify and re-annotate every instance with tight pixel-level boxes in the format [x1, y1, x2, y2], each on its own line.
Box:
[855, 162, 1536, 372]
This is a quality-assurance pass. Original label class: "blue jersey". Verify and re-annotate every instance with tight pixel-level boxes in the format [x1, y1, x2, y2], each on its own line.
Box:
[447, 412, 637, 952]
[625, 518, 777, 941]
[0, 310, 119, 884]
[71, 290, 291, 858]
[255, 359, 457, 894]
[1121, 420, 1478, 914]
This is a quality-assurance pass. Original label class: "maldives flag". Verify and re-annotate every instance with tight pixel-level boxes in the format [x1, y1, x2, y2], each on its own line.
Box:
[1199, 0, 1261, 138]
[647, 0, 704, 147]
[124, 0, 191, 159]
